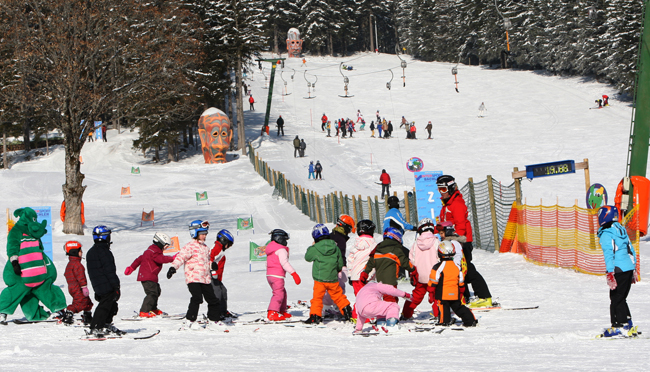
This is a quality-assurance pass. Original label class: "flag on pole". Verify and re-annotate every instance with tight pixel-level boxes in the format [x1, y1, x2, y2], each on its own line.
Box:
[6, 208, 15, 234]
[196, 191, 209, 205]
[164, 236, 180, 253]
[249, 240, 269, 271]
[141, 209, 154, 226]
[131, 166, 141, 175]
[121, 186, 131, 198]
[237, 216, 254, 234]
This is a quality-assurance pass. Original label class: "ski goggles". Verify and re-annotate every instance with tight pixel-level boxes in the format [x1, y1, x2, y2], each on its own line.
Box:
[189, 221, 210, 230]
[437, 186, 449, 193]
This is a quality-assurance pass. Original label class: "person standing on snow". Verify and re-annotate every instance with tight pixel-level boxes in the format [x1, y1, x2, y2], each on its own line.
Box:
[124, 232, 175, 318]
[293, 136, 301, 158]
[478, 102, 486, 117]
[347, 219, 377, 320]
[597, 206, 638, 337]
[63, 241, 93, 325]
[386, 120, 393, 138]
[326, 121, 332, 137]
[370, 121, 375, 137]
[322, 215, 356, 314]
[308, 161, 315, 179]
[303, 224, 353, 324]
[377, 120, 383, 138]
[409, 123, 417, 139]
[315, 160, 323, 180]
[265, 229, 301, 321]
[437, 175, 492, 308]
[276, 115, 285, 136]
[426, 121, 433, 139]
[249, 95, 255, 111]
[380, 169, 391, 198]
[210, 229, 236, 319]
[321, 113, 328, 131]
[167, 220, 222, 329]
[87, 226, 124, 336]
[299, 139, 306, 157]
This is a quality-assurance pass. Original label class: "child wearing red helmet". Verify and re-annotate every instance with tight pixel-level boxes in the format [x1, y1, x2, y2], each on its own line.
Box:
[63, 241, 93, 325]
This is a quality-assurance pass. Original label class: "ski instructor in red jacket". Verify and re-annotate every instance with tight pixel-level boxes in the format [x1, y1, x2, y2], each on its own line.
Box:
[380, 169, 391, 198]
[436, 174, 493, 308]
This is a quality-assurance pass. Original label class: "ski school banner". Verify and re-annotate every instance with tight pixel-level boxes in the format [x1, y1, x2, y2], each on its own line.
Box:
[237, 216, 254, 233]
[196, 191, 209, 205]
[164, 236, 180, 253]
[131, 166, 141, 175]
[31, 206, 53, 260]
[413, 171, 443, 222]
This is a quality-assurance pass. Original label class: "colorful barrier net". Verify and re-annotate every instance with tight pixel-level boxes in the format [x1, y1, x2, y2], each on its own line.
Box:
[499, 202, 641, 279]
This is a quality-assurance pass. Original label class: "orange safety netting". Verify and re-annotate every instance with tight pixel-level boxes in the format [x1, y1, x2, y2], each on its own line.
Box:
[500, 202, 641, 279]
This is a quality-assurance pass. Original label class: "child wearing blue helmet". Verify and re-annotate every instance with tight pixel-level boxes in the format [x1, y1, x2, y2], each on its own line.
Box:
[597, 206, 638, 337]
[304, 224, 352, 324]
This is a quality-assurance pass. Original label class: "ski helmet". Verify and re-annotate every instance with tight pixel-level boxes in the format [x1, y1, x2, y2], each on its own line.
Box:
[387, 196, 400, 210]
[269, 229, 290, 246]
[337, 214, 356, 234]
[311, 224, 330, 241]
[63, 240, 82, 256]
[598, 206, 619, 227]
[217, 229, 235, 248]
[383, 227, 403, 243]
[153, 232, 172, 248]
[189, 220, 209, 239]
[436, 175, 457, 195]
[438, 240, 455, 261]
[356, 219, 376, 236]
[92, 225, 111, 243]
[417, 218, 436, 234]
[436, 221, 455, 236]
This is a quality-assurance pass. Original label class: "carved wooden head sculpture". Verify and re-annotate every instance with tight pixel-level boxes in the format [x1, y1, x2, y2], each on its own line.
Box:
[198, 108, 232, 164]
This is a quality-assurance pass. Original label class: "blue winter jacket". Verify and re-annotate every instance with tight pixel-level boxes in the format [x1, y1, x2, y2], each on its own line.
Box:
[598, 222, 636, 273]
[309, 163, 314, 172]
[383, 208, 415, 234]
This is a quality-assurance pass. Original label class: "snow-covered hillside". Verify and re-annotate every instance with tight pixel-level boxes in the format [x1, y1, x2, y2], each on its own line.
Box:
[0, 53, 648, 371]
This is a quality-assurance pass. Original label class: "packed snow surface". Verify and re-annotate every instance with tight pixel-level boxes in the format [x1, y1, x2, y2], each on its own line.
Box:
[0, 53, 648, 371]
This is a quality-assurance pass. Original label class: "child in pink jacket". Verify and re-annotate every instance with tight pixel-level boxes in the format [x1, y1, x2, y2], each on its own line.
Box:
[401, 219, 441, 320]
[354, 282, 412, 333]
[347, 219, 377, 319]
[266, 229, 301, 321]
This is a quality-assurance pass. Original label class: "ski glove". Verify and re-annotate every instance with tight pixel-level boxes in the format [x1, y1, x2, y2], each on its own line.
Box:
[124, 267, 134, 276]
[409, 270, 419, 287]
[632, 270, 639, 284]
[11, 260, 21, 276]
[403, 293, 413, 302]
[291, 272, 301, 285]
[606, 272, 617, 290]
[167, 267, 176, 279]
[359, 271, 369, 285]
[81, 286, 89, 297]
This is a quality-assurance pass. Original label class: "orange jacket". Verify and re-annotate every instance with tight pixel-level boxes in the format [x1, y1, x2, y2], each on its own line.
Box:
[428, 260, 464, 301]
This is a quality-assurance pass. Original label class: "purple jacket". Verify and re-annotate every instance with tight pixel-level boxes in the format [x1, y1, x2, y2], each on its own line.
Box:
[128, 244, 174, 283]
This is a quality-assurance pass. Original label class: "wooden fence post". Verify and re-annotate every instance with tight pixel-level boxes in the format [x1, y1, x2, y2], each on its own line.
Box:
[486, 175, 501, 251]
[352, 195, 358, 223]
[404, 190, 410, 224]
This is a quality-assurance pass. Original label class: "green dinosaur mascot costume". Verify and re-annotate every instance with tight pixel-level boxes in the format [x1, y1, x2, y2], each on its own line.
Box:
[0, 207, 66, 320]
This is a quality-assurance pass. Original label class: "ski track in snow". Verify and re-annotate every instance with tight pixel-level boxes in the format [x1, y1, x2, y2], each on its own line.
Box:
[0, 53, 648, 370]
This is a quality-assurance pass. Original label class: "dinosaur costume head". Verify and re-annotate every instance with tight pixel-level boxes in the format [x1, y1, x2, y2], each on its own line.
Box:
[14, 207, 48, 239]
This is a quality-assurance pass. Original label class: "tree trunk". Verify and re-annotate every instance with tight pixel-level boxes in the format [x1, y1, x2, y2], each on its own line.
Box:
[154, 146, 160, 162]
[23, 105, 31, 152]
[273, 24, 279, 54]
[188, 122, 194, 147]
[62, 130, 86, 235]
[236, 54, 246, 155]
[182, 125, 188, 147]
[369, 14, 374, 52]
[3, 130, 8, 169]
[329, 33, 334, 55]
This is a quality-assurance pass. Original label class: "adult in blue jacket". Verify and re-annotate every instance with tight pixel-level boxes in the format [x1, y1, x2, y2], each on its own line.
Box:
[382, 196, 415, 234]
[597, 206, 637, 335]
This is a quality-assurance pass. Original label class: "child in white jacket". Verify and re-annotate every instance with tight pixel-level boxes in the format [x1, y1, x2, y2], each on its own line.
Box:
[347, 220, 377, 320]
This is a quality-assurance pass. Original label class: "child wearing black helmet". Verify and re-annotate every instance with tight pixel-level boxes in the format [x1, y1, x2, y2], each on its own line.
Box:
[348, 219, 377, 320]
[210, 229, 236, 319]
[265, 229, 301, 321]
[124, 232, 175, 318]
[63, 241, 93, 325]
[428, 241, 477, 327]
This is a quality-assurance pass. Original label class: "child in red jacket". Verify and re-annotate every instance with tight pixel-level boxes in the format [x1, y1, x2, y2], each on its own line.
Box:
[63, 241, 93, 325]
[210, 229, 235, 319]
[125, 233, 175, 317]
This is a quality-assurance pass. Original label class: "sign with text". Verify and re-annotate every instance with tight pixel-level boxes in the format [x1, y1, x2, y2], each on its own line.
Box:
[413, 171, 443, 223]
[31, 206, 53, 261]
